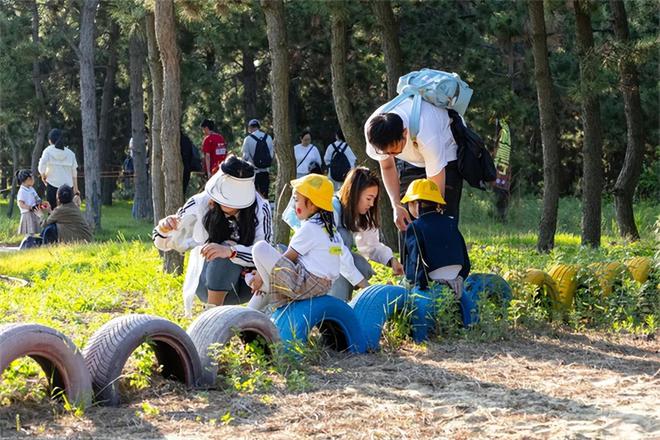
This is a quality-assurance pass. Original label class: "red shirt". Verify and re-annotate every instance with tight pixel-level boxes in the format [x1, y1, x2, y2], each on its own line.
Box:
[202, 132, 227, 174]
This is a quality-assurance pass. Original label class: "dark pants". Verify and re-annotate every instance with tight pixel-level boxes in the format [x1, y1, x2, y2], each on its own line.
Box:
[398, 160, 463, 266]
[182, 167, 192, 196]
[46, 183, 58, 209]
[41, 224, 58, 244]
[195, 257, 253, 305]
[255, 171, 270, 199]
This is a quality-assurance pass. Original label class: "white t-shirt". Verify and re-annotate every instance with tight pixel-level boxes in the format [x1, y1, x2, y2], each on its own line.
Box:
[17, 185, 40, 213]
[294, 144, 322, 176]
[289, 216, 342, 281]
[364, 99, 458, 178]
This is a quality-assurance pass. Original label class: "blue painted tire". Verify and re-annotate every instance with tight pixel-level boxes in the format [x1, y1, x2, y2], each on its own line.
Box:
[408, 286, 442, 342]
[461, 273, 512, 327]
[272, 295, 366, 354]
[349, 285, 408, 351]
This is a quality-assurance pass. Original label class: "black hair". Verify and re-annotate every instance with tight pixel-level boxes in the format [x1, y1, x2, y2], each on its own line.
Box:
[299, 130, 311, 141]
[203, 200, 258, 245]
[200, 119, 215, 131]
[49, 128, 64, 150]
[15, 169, 32, 185]
[57, 185, 74, 204]
[221, 153, 255, 178]
[367, 113, 405, 151]
[318, 209, 336, 239]
[335, 128, 345, 142]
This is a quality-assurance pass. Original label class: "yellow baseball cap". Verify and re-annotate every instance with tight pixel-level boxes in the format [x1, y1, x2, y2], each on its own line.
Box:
[290, 174, 335, 212]
[400, 178, 446, 205]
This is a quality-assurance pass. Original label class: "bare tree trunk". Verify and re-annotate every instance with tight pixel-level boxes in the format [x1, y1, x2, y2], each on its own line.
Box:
[574, 0, 603, 248]
[99, 22, 119, 206]
[79, 0, 102, 230]
[610, 0, 645, 241]
[146, 12, 165, 224]
[242, 47, 258, 124]
[155, 0, 184, 273]
[261, 0, 294, 245]
[371, 0, 403, 100]
[371, 0, 402, 249]
[529, 0, 560, 253]
[30, 0, 48, 186]
[129, 31, 151, 220]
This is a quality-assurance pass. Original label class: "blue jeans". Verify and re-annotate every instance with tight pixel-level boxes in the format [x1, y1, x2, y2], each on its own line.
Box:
[195, 257, 252, 305]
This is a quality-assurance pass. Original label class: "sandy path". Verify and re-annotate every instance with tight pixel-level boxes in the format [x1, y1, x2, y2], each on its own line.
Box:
[1, 330, 658, 439]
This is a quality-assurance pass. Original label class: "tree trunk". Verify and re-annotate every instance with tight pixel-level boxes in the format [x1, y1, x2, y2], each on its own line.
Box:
[30, 0, 47, 188]
[155, 0, 184, 273]
[146, 12, 165, 225]
[610, 0, 645, 241]
[242, 47, 258, 124]
[371, 0, 401, 249]
[99, 22, 119, 206]
[129, 31, 152, 220]
[574, 0, 603, 248]
[261, 0, 294, 245]
[79, 0, 102, 230]
[371, 0, 403, 100]
[6, 131, 19, 219]
[529, 0, 560, 253]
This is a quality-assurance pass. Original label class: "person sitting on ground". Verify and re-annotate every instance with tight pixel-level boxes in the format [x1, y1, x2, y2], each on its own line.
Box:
[16, 170, 46, 237]
[330, 167, 404, 302]
[247, 174, 343, 312]
[200, 119, 227, 179]
[41, 185, 93, 244]
[241, 119, 274, 199]
[402, 178, 470, 297]
[152, 154, 272, 316]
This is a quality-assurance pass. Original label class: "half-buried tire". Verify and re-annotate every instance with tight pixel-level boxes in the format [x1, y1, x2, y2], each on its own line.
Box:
[349, 285, 408, 351]
[83, 314, 202, 406]
[409, 285, 441, 342]
[461, 273, 513, 327]
[0, 323, 93, 408]
[625, 257, 653, 284]
[187, 306, 280, 387]
[273, 295, 366, 354]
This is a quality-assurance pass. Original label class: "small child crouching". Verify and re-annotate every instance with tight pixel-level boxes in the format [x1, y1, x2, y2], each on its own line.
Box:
[402, 178, 470, 298]
[248, 174, 343, 311]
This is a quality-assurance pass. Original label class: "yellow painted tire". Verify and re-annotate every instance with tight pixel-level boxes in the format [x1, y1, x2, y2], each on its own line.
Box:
[589, 262, 631, 296]
[520, 269, 560, 308]
[625, 257, 652, 283]
[548, 264, 578, 311]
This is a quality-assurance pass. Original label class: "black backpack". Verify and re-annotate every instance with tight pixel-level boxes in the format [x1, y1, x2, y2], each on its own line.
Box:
[329, 142, 351, 182]
[250, 133, 272, 168]
[447, 109, 496, 190]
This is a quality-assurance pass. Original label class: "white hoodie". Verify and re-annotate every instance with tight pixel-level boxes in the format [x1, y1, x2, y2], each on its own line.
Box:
[38, 145, 78, 188]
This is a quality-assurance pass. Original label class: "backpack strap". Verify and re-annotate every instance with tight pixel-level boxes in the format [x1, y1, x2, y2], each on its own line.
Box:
[296, 147, 314, 170]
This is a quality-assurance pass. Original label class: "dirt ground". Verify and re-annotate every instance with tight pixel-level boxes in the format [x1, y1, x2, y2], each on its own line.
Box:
[1, 328, 658, 440]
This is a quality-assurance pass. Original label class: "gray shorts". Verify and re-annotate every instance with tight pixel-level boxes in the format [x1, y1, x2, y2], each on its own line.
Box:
[196, 257, 253, 305]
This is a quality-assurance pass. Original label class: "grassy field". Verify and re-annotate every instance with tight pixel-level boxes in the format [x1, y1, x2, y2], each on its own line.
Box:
[0, 190, 658, 438]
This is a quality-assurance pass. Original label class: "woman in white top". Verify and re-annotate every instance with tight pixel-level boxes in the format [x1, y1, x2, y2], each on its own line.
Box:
[324, 128, 357, 191]
[38, 128, 79, 209]
[331, 167, 404, 302]
[152, 155, 272, 316]
[294, 130, 323, 178]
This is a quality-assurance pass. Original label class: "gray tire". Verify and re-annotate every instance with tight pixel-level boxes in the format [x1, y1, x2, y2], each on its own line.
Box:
[187, 306, 280, 386]
[0, 323, 93, 408]
[82, 314, 202, 406]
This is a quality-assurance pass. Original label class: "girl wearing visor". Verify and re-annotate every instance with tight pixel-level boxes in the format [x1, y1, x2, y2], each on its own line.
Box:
[153, 155, 272, 316]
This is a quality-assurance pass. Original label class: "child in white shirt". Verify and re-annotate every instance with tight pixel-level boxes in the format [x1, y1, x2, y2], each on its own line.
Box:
[16, 170, 45, 235]
[248, 174, 343, 311]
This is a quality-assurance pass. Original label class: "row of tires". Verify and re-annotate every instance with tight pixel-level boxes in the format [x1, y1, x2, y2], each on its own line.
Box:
[505, 256, 655, 314]
[0, 273, 511, 409]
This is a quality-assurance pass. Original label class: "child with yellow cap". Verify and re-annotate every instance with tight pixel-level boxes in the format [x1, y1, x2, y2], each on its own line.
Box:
[401, 178, 470, 297]
[247, 174, 344, 311]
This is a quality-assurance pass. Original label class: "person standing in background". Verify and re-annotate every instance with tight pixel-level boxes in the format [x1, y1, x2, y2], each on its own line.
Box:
[38, 128, 79, 209]
[242, 119, 274, 199]
[200, 119, 227, 179]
